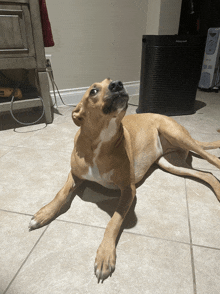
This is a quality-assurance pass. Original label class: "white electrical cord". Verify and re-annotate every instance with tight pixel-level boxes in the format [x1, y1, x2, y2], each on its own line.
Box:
[46, 61, 77, 108]
[10, 94, 45, 126]
[8, 62, 76, 126]
[0, 71, 46, 126]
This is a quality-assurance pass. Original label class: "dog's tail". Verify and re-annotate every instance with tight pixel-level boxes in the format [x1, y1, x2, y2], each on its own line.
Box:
[195, 129, 220, 150]
[195, 140, 220, 150]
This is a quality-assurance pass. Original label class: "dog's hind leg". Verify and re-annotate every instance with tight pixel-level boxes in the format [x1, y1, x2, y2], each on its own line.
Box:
[157, 152, 220, 201]
[158, 117, 220, 170]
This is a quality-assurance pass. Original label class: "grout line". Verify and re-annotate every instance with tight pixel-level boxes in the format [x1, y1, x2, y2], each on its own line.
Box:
[0, 208, 33, 217]
[117, 229, 191, 247]
[55, 218, 106, 230]
[2, 208, 220, 251]
[185, 179, 197, 294]
[55, 218, 191, 247]
[0, 208, 192, 247]
[0, 207, 191, 247]
[0, 149, 14, 160]
[192, 243, 220, 252]
[3, 207, 220, 250]
[3, 225, 50, 294]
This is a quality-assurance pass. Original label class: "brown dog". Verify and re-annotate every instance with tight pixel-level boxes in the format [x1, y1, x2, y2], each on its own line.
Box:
[29, 78, 220, 283]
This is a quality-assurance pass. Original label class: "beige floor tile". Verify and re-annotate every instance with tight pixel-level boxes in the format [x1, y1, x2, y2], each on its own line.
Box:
[196, 90, 220, 105]
[133, 93, 220, 134]
[173, 114, 219, 135]
[190, 150, 220, 172]
[53, 105, 71, 116]
[126, 104, 137, 115]
[128, 94, 139, 106]
[57, 167, 190, 243]
[128, 168, 190, 243]
[188, 132, 220, 143]
[6, 221, 193, 294]
[187, 132, 220, 171]
[0, 211, 46, 293]
[186, 171, 220, 248]
[0, 145, 14, 158]
[171, 92, 220, 135]
[53, 106, 75, 124]
[193, 246, 220, 294]
[57, 181, 121, 230]
[18, 122, 77, 153]
[196, 105, 220, 120]
[0, 124, 46, 147]
[0, 147, 71, 215]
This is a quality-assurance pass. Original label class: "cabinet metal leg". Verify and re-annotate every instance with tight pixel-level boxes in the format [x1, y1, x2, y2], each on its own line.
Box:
[38, 71, 53, 124]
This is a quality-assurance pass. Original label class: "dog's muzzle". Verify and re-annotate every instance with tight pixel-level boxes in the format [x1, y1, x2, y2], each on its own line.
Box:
[103, 81, 129, 114]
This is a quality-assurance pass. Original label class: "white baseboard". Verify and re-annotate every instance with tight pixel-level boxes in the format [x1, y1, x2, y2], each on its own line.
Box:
[50, 81, 140, 106]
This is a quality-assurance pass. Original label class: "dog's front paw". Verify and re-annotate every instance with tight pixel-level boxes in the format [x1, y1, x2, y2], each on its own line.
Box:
[94, 242, 116, 283]
[29, 204, 57, 231]
[29, 216, 41, 231]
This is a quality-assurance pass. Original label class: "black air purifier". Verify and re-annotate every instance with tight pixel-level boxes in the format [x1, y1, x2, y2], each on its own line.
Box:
[137, 35, 206, 115]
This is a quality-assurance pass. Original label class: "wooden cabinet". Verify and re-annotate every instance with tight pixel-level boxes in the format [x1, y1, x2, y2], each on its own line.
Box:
[0, 0, 53, 124]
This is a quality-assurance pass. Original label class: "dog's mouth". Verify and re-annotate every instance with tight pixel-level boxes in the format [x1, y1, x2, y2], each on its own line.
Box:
[102, 90, 129, 115]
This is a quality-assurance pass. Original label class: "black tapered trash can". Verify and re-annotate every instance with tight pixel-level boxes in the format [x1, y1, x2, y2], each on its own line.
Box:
[137, 35, 206, 116]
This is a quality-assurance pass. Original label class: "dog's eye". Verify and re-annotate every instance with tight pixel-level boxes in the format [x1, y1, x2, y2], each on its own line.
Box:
[90, 89, 98, 96]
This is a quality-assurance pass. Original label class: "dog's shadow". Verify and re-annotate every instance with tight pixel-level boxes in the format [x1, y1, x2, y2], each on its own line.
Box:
[56, 165, 158, 234]
[43, 151, 220, 235]
[58, 181, 138, 231]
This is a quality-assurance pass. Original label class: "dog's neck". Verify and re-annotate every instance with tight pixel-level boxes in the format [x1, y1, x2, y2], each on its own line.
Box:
[79, 118, 124, 151]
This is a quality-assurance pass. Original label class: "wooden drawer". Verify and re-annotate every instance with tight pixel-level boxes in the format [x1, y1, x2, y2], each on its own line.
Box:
[0, 0, 53, 124]
[0, 3, 35, 58]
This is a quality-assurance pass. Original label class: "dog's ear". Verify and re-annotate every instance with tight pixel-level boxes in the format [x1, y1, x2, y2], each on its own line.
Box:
[72, 103, 85, 126]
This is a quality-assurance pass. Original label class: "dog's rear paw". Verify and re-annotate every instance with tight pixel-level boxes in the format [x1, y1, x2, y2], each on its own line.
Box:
[94, 242, 116, 283]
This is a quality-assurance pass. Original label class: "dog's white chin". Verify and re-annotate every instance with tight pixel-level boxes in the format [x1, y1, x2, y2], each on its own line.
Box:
[114, 108, 123, 116]
[103, 95, 128, 115]
[113, 104, 127, 117]
[118, 99, 128, 111]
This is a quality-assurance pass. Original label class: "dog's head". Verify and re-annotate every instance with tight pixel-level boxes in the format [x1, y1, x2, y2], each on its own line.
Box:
[72, 78, 129, 127]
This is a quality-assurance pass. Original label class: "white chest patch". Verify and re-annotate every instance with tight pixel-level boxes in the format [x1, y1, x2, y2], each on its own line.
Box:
[100, 118, 117, 143]
[85, 165, 116, 189]
[82, 118, 118, 189]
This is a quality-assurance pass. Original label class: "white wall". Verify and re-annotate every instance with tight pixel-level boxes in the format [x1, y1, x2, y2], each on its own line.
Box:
[159, 0, 182, 35]
[45, 0, 182, 91]
[45, 0, 148, 90]
[146, 0, 182, 35]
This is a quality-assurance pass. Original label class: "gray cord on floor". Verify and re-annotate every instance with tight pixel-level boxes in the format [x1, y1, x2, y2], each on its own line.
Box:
[10, 94, 45, 126]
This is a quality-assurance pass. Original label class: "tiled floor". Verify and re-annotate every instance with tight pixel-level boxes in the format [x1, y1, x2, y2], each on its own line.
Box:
[0, 90, 220, 294]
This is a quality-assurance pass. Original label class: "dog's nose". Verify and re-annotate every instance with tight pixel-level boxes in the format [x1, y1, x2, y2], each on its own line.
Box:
[108, 81, 124, 92]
